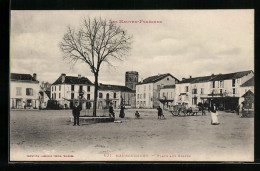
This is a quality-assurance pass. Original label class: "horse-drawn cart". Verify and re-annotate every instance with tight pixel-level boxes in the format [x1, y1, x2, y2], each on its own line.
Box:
[170, 104, 204, 116]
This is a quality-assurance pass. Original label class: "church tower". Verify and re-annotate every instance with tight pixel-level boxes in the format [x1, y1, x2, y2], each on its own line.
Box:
[125, 71, 138, 90]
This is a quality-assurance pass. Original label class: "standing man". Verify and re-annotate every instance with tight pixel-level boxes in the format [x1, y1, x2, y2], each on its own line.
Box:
[72, 101, 82, 126]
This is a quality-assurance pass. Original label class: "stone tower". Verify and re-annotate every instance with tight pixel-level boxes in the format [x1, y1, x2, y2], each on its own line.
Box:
[125, 71, 138, 90]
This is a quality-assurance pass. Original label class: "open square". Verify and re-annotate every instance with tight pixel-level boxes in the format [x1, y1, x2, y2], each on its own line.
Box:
[10, 109, 253, 161]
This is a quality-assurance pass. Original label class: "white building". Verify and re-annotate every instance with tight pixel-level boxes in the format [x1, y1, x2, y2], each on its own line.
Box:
[136, 73, 179, 108]
[159, 85, 176, 109]
[97, 84, 135, 109]
[51, 74, 94, 109]
[10, 73, 40, 109]
[174, 70, 254, 111]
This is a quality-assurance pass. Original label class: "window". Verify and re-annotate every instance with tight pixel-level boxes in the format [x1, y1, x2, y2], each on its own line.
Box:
[201, 88, 204, 94]
[87, 86, 90, 92]
[54, 93, 56, 99]
[87, 94, 90, 100]
[16, 87, 22, 96]
[59, 85, 61, 91]
[232, 79, 236, 87]
[167, 92, 168, 98]
[106, 93, 109, 99]
[71, 93, 74, 99]
[55, 86, 56, 91]
[52, 93, 53, 99]
[171, 92, 172, 98]
[220, 81, 224, 88]
[114, 92, 116, 98]
[144, 93, 146, 98]
[71, 85, 74, 91]
[163, 92, 165, 97]
[144, 86, 146, 91]
[212, 81, 215, 88]
[167, 78, 169, 80]
[137, 94, 139, 99]
[192, 97, 197, 105]
[99, 93, 103, 98]
[220, 89, 223, 95]
[185, 86, 189, 92]
[233, 88, 235, 94]
[192, 89, 197, 94]
[59, 93, 61, 98]
[52, 86, 53, 91]
[149, 85, 151, 90]
[140, 94, 142, 99]
[79, 85, 83, 91]
[26, 88, 33, 96]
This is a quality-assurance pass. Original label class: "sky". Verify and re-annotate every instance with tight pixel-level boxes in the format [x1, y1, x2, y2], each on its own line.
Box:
[10, 10, 254, 85]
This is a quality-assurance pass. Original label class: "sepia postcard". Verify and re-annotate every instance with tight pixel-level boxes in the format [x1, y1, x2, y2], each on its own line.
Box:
[10, 10, 254, 162]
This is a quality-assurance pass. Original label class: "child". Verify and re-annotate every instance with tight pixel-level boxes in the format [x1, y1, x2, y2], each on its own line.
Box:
[135, 111, 140, 119]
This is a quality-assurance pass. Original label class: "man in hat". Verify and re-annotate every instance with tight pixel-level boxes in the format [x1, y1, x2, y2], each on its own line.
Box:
[72, 101, 82, 126]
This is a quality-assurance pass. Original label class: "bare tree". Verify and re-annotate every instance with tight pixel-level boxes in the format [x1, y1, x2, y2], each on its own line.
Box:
[59, 17, 132, 116]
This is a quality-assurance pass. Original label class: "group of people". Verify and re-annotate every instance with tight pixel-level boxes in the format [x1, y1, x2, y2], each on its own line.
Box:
[72, 101, 220, 126]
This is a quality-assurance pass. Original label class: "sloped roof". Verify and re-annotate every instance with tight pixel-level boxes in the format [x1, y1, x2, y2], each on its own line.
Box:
[178, 77, 198, 84]
[211, 70, 253, 81]
[178, 70, 253, 84]
[99, 84, 135, 92]
[137, 73, 179, 85]
[11, 73, 39, 83]
[161, 84, 176, 89]
[241, 76, 254, 87]
[52, 75, 93, 85]
[242, 90, 254, 98]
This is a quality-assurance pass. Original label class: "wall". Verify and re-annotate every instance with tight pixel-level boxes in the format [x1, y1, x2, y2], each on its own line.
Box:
[10, 81, 40, 109]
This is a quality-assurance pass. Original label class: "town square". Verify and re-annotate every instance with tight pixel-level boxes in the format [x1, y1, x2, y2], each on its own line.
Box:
[10, 10, 254, 161]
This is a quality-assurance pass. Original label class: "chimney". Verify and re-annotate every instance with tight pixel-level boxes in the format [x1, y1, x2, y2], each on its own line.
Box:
[78, 74, 81, 79]
[61, 73, 66, 83]
[33, 73, 37, 80]
[189, 75, 192, 78]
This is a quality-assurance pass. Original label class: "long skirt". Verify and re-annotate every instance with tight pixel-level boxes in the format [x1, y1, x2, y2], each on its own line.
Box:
[211, 112, 219, 125]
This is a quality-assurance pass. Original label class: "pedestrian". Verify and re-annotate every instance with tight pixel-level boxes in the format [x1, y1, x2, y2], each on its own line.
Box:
[72, 101, 82, 126]
[157, 106, 164, 119]
[201, 104, 206, 116]
[135, 111, 140, 119]
[119, 105, 125, 118]
[210, 103, 219, 125]
[109, 103, 115, 118]
[236, 104, 240, 115]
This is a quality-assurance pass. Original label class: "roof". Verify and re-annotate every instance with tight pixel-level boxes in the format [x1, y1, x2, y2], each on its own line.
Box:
[52, 75, 93, 85]
[99, 84, 135, 92]
[241, 76, 254, 87]
[242, 90, 254, 98]
[177, 70, 253, 84]
[136, 73, 179, 85]
[211, 70, 253, 81]
[10, 73, 39, 83]
[161, 84, 176, 89]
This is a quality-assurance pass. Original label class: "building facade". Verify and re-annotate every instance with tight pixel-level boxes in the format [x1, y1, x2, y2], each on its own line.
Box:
[51, 74, 95, 109]
[159, 85, 176, 109]
[136, 73, 179, 108]
[10, 73, 40, 109]
[174, 70, 254, 111]
[97, 84, 136, 109]
[125, 71, 138, 90]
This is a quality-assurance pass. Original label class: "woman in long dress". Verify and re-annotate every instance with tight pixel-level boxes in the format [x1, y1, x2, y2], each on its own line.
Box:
[210, 103, 220, 125]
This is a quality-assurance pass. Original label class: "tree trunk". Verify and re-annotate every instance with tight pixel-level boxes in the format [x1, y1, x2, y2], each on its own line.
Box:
[93, 73, 98, 117]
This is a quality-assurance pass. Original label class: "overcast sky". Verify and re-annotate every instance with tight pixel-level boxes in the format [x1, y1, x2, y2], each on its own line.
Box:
[10, 10, 254, 85]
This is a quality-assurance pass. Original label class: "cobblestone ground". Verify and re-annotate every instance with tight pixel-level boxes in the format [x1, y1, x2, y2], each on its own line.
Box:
[10, 109, 254, 162]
